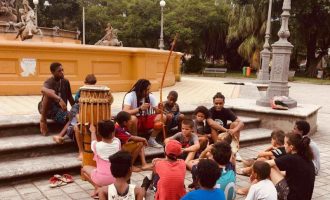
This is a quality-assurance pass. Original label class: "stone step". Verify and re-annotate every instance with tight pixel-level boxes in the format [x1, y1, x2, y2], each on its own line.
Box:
[0, 152, 81, 183]
[239, 128, 273, 147]
[0, 133, 76, 161]
[230, 116, 261, 129]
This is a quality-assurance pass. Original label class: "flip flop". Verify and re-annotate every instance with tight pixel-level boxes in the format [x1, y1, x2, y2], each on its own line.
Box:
[49, 176, 67, 188]
[54, 174, 74, 183]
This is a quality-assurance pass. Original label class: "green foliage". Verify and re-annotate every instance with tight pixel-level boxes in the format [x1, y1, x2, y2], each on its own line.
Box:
[183, 56, 205, 73]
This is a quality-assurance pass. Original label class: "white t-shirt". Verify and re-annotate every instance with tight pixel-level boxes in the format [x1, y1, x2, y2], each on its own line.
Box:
[123, 91, 157, 115]
[310, 139, 320, 175]
[91, 138, 121, 161]
[245, 179, 277, 200]
[108, 184, 136, 200]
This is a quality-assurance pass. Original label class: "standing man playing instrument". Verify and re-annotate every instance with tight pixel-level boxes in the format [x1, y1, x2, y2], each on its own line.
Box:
[39, 62, 75, 136]
[122, 79, 166, 148]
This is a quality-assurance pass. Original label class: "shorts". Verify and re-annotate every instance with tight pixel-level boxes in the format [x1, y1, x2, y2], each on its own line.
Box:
[91, 169, 115, 186]
[137, 114, 157, 134]
[66, 116, 79, 143]
[48, 105, 68, 124]
[122, 141, 142, 153]
[168, 113, 181, 129]
[275, 179, 289, 200]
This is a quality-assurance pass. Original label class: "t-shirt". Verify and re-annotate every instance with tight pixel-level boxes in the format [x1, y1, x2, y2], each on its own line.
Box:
[155, 159, 186, 200]
[245, 179, 277, 200]
[215, 163, 236, 200]
[114, 124, 132, 145]
[108, 184, 136, 200]
[43, 77, 72, 106]
[309, 139, 320, 175]
[91, 138, 121, 161]
[163, 101, 180, 115]
[209, 107, 237, 128]
[193, 119, 210, 135]
[123, 91, 157, 115]
[275, 154, 315, 200]
[181, 188, 225, 200]
[271, 146, 286, 158]
[171, 132, 199, 148]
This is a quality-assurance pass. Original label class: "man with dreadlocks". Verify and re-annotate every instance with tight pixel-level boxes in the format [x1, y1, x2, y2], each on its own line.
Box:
[122, 79, 165, 148]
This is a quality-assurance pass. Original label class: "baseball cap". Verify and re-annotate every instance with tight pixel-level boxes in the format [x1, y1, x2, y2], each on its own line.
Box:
[165, 140, 182, 157]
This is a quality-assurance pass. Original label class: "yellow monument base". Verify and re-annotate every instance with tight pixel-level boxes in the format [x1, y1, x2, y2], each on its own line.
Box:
[0, 41, 182, 95]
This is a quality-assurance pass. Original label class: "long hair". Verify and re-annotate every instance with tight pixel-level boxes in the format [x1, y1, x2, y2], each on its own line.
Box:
[286, 132, 313, 161]
[122, 79, 151, 109]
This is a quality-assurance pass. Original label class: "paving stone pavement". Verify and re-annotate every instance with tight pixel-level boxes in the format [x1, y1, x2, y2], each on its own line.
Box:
[0, 76, 329, 199]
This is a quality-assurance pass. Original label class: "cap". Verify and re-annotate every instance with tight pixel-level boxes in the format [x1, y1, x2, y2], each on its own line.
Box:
[165, 139, 182, 157]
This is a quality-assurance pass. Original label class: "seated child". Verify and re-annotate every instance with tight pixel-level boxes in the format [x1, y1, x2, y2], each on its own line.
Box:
[189, 141, 236, 200]
[238, 130, 285, 176]
[164, 119, 200, 165]
[162, 91, 184, 133]
[150, 139, 186, 200]
[81, 120, 121, 198]
[53, 74, 97, 160]
[98, 151, 146, 200]
[115, 111, 152, 171]
[181, 159, 225, 200]
[245, 161, 277, 200]
[193, 106, 212, 151]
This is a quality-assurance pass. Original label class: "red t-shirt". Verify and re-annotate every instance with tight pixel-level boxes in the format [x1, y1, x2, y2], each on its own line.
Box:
[114, 124, 131, 145]
[155, 159, 186, 200]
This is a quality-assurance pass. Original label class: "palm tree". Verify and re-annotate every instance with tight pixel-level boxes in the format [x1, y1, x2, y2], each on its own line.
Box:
[226, 0, 268, 69]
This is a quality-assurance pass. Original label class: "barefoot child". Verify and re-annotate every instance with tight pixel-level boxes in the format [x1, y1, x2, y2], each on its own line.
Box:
[162, 91, 184, 133]
[98, 151, 146, 200]
[53, 74, 97, 160]
[245, 161, 277, 200]
[115, 111, 152, 171]
[165, 119, 200, 165]
[193, 106, 211, 151]
[81, 120, 121, 198]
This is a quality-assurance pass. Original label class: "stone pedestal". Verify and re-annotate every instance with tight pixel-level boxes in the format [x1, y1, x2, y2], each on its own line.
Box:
[254, 48, 270, 84]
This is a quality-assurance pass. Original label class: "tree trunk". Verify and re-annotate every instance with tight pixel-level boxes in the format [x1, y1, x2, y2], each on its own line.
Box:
[306, 31, 318, 77]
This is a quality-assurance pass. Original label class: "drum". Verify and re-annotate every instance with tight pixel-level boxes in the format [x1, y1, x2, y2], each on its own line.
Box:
[79, 85, 113, 167]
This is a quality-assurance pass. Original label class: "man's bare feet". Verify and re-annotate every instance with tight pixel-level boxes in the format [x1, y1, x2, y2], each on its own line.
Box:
[141, 163, 153, 171]
[53, 135, 64, 144]
[40, 120, 48, 136]
[132, 166, 142, 172]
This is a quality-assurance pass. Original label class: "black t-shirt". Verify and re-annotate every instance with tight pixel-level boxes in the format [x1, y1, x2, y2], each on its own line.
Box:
[209, 107, 237, 128]
[275, 154, 315, 200]
[271, 146, 286, 158]
[43, 77, 72, 106]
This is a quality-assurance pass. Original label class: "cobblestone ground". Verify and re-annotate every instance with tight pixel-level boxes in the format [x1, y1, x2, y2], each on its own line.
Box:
[0, 76, 329, 200]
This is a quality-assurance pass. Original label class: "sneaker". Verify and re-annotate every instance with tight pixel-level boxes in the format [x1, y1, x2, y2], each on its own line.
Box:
[148, 138, 163, 148]
[236, 152, 243, 162]
[141, 176, 152, 190]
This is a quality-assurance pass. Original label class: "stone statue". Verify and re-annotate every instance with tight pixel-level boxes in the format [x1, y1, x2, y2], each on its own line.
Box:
[0, 0, 17, 22]
[15, 0, 42, 41]
[95, 23, 123, 47]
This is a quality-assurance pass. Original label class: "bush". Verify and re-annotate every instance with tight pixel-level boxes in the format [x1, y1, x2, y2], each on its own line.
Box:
[182, 56, 205, 73]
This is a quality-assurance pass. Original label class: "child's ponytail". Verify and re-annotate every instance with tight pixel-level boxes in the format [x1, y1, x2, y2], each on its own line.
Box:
[299, 136, 314, 161]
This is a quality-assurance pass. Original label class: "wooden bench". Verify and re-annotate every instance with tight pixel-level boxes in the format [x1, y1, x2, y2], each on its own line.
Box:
[202, 68, 227, 76]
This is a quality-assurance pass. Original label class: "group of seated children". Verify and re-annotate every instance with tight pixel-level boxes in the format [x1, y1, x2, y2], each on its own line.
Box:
[49, 76, 319, 200]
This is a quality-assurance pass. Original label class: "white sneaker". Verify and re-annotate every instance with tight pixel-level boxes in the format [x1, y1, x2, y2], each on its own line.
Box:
[148, 138, 163, 148]
[236, 152, 243, 162]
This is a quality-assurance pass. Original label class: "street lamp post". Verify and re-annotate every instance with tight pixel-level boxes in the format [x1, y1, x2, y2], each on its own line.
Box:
[33, 0, 39, 27]
[159, 0, 166, 50]
[32, 0, 51, 27]
[257, 0, 297, 108]
[82, 7, 85, 45]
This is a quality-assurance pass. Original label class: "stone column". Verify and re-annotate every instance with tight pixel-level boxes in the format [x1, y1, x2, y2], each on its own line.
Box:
[256, 0, 297, 108]
[255, 0, 272, 84]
